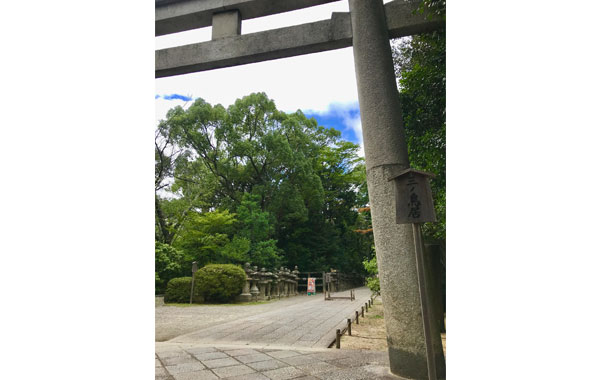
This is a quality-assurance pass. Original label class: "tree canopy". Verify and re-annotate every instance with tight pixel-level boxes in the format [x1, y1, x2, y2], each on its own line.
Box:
[155, 93, 373, 292]
[393, 0, 446, 242]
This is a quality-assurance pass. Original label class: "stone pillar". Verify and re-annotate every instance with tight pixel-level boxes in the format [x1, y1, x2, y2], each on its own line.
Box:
[348, 1, 445, 379]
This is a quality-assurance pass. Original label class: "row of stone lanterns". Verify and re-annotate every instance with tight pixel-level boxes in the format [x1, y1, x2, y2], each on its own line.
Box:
[239, 263, 301, 302]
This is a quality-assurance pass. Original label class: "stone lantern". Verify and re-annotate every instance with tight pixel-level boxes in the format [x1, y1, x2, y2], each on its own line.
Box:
[258, 267, 268, 300]
[272, 272, 279, 298]
[265, 269, 273, 300]
[239, 262, 253, 302]
[250, 266, 260, 301]
[292, 266, 300, 295]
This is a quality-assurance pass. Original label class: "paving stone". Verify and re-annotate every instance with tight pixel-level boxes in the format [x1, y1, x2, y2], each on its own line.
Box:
[317, 367, 373, 380]
[329, 354, 384, 369]
[157, 350, 189, 359]
[223, 348, 259, 356]
[193, 351, 229, 361]
[202, 357, 241, 369]
[261, 366, 306, 380]
[155, 376, 171, 380]
[295, 361, 339, 375]
[235, 353, 273, 364]
[212, 364, 256, 378]
[303, 351, 352, 362]
[222, 373, 270, 380]
[186, 347, 218, 356]
[166, 362, 206, 374]
[156, 358, 163, 367]
[172, 370, 219, 380]
[279, 355, 318, 366]
[162, 355, 198, 366]
[266, 350, 302, 359]
[289, 377, 320, 380]
[156, 367, 170, 377]
[247, 359, 289, 371]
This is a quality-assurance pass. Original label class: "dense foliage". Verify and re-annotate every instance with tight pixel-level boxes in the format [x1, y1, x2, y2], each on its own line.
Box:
[393, 0, 446, 242]
[155, 93, 373, 290]
[194, 264, 246, 303]
[155, 242, 185, 294]
[363, 256, 380, 293]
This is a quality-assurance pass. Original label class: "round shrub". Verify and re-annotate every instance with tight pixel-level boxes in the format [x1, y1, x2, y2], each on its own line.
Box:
[164, 277, 203, 303]
[195, 264, 246, 303]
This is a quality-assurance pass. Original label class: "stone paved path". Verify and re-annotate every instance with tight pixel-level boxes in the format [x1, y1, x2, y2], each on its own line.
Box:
[169, 287, 374, 349]
[156, 342, 401, 380]
[156, 287, 408, 379]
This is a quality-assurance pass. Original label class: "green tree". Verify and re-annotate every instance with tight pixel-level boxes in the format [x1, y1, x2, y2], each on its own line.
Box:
[393, 1, 446, 242]
[156, 92, 373, 276]
[155, 242, 185, 294]
[235, 193, 281, 268]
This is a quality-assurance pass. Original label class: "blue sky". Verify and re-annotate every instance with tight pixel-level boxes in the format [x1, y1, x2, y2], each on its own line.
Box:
[156, 93, 363, 150]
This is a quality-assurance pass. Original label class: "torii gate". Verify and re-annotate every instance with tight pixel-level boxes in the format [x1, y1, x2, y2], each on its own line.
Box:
[155, 1, 445, 378]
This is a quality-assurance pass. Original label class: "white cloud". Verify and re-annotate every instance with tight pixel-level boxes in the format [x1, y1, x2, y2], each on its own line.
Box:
[155, 46, 358, 117]
[154, 0, 400, 156]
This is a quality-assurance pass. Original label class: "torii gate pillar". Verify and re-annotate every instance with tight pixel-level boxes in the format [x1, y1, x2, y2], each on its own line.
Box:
[348, 1, 445, 378]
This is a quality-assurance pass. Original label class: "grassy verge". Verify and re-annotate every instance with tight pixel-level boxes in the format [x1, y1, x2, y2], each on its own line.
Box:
[340, 297, 388, 351]
[340, 297, 447, 356]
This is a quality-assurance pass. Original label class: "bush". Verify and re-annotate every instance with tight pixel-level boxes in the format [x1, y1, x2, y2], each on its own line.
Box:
[155, 242, 184, 294]
[164, 277, 202, 303]
[363, 256, 380, 293]
[366, 276, 380, 293]
[195, 264, 246, 303]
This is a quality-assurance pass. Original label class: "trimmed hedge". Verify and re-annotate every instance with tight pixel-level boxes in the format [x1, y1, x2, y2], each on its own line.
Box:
[195, 264, 246, 303]
[164, 277, 203, 303]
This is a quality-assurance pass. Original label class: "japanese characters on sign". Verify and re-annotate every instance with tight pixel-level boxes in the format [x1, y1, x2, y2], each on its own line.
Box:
[389, 169, 437, 224]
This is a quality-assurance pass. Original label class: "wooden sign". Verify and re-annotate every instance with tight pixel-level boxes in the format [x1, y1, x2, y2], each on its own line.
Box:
[388, 168, 437, 224]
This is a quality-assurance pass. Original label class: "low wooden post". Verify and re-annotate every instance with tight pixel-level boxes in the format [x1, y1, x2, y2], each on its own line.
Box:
[365, 302, 368, 311]
[347, 318, 352, 336]
[355, 310, 359, 324]
[336, 329, 341, 349]
[361, 306, 364, 317]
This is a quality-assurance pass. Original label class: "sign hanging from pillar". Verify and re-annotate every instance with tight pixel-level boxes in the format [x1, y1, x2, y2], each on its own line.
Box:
[388, 168, 436, 224]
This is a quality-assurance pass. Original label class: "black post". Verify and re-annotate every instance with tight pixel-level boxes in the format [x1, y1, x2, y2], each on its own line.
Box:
[347, 318, 352, 336]
[336, 329, 341, 349]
